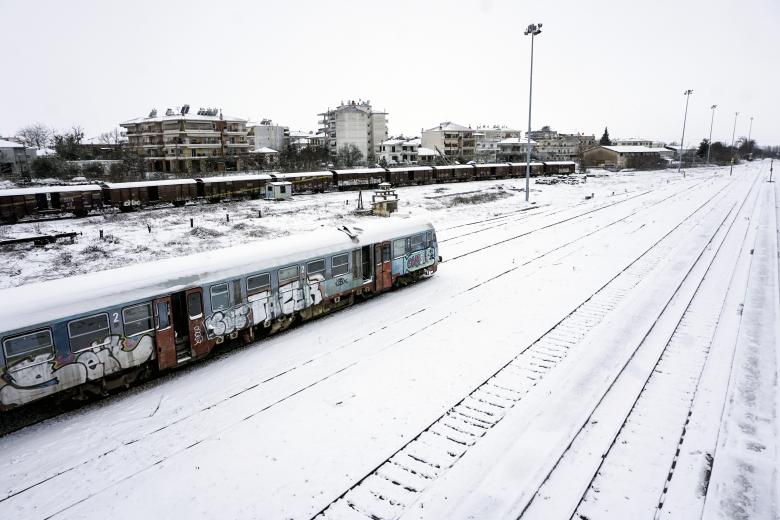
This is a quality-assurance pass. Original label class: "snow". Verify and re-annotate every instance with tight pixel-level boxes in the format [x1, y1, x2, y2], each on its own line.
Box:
[0, 139, 24, 148]
[102, 179, 196, 188]
[195, 174, 273, 183]
[0, 184, 102, 196]
[0, 161, 776, 520]
[602, 145, 664, 153]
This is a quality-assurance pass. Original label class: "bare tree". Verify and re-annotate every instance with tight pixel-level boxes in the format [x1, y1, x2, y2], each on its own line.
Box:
[336, 144, 363, 168]
[15, 123, 53, 149]
[98, 128, 124, 145]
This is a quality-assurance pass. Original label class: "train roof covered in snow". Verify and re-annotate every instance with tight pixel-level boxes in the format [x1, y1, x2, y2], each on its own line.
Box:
[0, 217, 435, 333]
[0, 185, 102, 196]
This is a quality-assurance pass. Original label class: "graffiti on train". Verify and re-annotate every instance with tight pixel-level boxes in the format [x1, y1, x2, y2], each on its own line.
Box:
[205, 304, 252, 338]
[405, 247, 436, 272]
[0, 334, 154, 407]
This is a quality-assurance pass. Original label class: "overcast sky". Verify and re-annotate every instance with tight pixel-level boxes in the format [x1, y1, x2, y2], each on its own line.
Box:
[1, 0, 778, 147]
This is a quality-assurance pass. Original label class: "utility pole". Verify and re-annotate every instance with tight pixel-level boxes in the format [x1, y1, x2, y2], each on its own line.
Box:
[747, 116, 754, 158]
[678, 89, 693, 173]
[523, 22, 542, 203]
[729, 111, 739, 176]
[706, 104, 717, 165]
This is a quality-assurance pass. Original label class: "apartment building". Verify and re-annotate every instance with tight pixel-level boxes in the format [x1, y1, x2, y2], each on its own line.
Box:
[318, 100, 388, 163]
[379, 137, 420, 164]
[474, 126, 522, 163]
[497, 138, 537, 162]
[247, 119, 289, 153]
[526, 126, 596, 162]
[421, 122, 476, 161]
[120, 105, 250, 174]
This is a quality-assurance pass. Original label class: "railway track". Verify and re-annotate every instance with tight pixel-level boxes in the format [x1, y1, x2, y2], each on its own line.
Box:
[0, 173, 739, 519]
[309, 173, 752, 519]
[519, 164, 763, 520]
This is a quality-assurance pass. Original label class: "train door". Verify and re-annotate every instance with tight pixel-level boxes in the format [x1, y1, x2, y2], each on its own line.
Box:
[185, 287, 212, 358]
[374, 242, 392, 292]
[153, 296, 177, 370]
[35, 193, 48, 210]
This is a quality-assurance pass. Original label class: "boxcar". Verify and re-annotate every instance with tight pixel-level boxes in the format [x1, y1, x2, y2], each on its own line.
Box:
[432, 164, 476, 183]
[385, 166, 434, 187]
[332, 168, 387, 190]
[0, 218, 439, 410]
[102, 179, 197, 210]
[543, 161, 577, 175]
[195, 174, 271, 202]
[0, 185, 103, 222]
[509, 162, 546, 177]
[273, 171, 334, 194]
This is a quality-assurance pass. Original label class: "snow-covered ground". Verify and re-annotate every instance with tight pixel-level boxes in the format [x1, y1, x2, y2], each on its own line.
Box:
[0, 162, 776, 520]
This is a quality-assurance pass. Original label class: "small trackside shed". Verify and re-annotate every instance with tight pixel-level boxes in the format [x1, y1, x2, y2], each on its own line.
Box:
[582, 146, 662, 171]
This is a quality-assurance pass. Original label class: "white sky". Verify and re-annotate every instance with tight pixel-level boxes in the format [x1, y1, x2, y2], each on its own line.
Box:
[1, 0, 778, 147]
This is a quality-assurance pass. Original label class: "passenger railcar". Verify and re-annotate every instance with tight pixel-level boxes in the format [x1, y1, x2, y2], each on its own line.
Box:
[101, 179, 198, 210]
[0, 185, 103, 222]
[0, 218, 439, 410]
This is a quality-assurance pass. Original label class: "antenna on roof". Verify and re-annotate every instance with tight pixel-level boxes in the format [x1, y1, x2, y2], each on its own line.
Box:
[149, 109, 157, 118]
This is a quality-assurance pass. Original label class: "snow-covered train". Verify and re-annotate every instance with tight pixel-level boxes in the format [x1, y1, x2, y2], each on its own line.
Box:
[0, 161, 576, 222]
[0, 218, 439, 410]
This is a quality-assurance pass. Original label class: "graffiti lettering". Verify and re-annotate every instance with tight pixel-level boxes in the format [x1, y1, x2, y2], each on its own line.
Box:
[193, 324, 204, 345]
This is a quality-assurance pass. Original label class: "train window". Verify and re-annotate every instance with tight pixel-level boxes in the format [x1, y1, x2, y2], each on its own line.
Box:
[382, 243, 391, 262]
[156, 301, 170, 329]
[410, 234, 423, 250]
[210, 283, 230, 311]
[247, 273, 270, 295]
[393, 239, 406, 259]
[68, 313, 110, 352]
[2, 329, 54, 367]
[278, 265, 299, 284]
[427, 231, 433, 244]
[187, 292, 203, 319]
[332, 253, 349, 276]
[122, 303, 154, 337]
[307, 259, 325, 279]
[232, 279, 242, 306]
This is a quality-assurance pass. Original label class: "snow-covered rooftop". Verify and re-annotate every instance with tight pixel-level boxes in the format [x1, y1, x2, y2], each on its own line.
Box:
[250, 147, 279, 154]
[0, 139, 24, 149]
[417, 147, 437, 156]
[424, 122, 473, 133]
[601, 146, 663, 154]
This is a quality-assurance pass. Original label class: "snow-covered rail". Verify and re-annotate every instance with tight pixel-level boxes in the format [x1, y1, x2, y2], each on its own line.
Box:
[310, 175, 747, 520]
[520, 165, 763, 520]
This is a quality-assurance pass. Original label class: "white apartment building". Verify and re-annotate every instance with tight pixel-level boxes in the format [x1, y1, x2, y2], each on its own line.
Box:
[318, 100, 388, 164]
[421, 122, 476, 161]
[379, 137, 420, 165]
[121, 105, 250, 174]
[247, 119, 288, 153]
[611, 138, 655, 147]
[497, 138, 537, 162]
[526, 126, 596, 162]
[475, 126, 522, 163]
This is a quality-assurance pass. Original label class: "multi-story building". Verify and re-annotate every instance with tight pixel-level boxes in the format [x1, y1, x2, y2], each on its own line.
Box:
[0, 138, 35, 178]
[318, 100, 388, 164]
[611, 138, 654, 147]
[421, 122, 476, 162]
[120, 105, 250, 174]
[474, 126, 522, 163]
[497, 138, 537, 162]
[247, 119, 289, 153]
[526, 126, 596, 162]
[379, 137, 420, 165]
